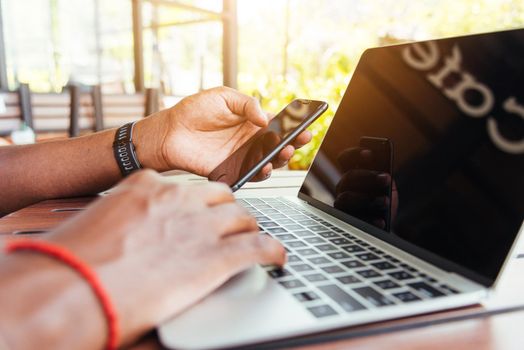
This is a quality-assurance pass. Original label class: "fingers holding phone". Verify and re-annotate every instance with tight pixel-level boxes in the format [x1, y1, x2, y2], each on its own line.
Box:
[208, 99, 327, 191]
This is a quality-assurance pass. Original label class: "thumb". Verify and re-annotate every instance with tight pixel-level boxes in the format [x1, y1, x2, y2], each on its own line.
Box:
[221, 87, 268, 127]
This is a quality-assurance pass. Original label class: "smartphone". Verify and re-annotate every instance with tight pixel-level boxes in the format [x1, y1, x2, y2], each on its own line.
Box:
[208, 99, 328, 192]
[359, 136, 394, 231]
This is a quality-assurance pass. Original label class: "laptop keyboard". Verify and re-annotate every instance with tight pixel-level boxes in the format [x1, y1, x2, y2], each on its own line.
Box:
[238, 197, 459, 319]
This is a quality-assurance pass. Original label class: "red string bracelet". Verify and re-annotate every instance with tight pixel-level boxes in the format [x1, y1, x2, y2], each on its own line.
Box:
[4, 240, 119, 350]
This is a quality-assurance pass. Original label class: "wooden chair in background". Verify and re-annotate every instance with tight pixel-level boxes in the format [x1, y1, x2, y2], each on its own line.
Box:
[95, 88, 161, 130]
[1, 84, 162, 140]
[68, 84, 104, 137]
[0, 83, 33, 136]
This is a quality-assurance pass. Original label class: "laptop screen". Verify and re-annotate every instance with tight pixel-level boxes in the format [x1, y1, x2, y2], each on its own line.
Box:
[299, 29, 524, 286]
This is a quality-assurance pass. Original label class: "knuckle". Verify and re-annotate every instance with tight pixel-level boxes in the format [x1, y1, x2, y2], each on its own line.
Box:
[248, 235, 265, 252]
[258, 236, 286, 261]
[232, 204, 256, 222]
[208, 86, 228, 95]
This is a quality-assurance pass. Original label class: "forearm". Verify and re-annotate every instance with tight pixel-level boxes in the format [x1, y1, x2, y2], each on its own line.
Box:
[0, 252, 106, 350]
[0, 118, 167, 216]
[0, 130, 119, 215]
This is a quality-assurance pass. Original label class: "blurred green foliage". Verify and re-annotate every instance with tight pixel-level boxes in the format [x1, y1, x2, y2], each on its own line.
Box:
[236, 0, 524, 169]
[245, 52, 354, 169]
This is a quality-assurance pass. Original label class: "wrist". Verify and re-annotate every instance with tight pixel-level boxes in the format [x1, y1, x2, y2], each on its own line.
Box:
[131, 116, 171, 172]
[0, 251, 106, 350]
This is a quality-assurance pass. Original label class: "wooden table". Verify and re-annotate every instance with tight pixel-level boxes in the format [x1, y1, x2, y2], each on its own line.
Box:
[1, 171, 524, 350]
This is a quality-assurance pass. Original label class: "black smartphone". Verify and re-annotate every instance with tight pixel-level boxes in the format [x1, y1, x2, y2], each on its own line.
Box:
[208, 99, 328, 192]
[359, 136, 394, 231]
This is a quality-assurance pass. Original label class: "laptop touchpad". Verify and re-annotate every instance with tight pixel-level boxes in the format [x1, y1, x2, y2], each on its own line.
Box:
[219, 265, 269, 298]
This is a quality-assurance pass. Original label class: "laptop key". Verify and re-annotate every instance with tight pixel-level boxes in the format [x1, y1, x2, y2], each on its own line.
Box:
[355, 253, 381, 261]
[293, 230, 315, 237]
[309, 225, 329, 232]
[274, 234, 298, 241]
[294, 291, 320, 302]
[315, 244, 338, 252]
[322, 265, 345, 274]
[295, 248, 320, 256]
[354, 287, 395, 307]
[285, 241, 307, 248]
[308, 257, 331, 265]
[318, 231, 339, 238]
[270, 214, 287, 219]
[440, 284, 460, 294]
[259, 221, 278, 228]
[304, 273, 328, 282]
[337, 275, 361, 284]
[374, 279, 400, 290]
[276, 219, 295, 225]
[408, 282, 445, 298]
[291, 215, 310, 221]
[279, 279, 305, 289]
[301, 219, 319, 226]
[287, 255, 302, 263]
[307, 305, 338, 318]
[393, 291, 421, 302]
[342, 245, 365, 253]
[357, 269, 382, 278]
[400, 263, 419, 273]
[304, 237, 326, 244]
[389, 271, 415, 281]
[369, 247, 385, 255]
[332, 227, 344, 233]
[330, 238, 352, 245]
[371, 261, 397, 270]
[289, 264, 315, 272]
[318, 285, 366, 312]
[266, 227, 288, 234]
[283, 224, 304, 231]
[328, 252, 351, 260]
[341, 260, 365, 268]
[267, 268, 293, 279]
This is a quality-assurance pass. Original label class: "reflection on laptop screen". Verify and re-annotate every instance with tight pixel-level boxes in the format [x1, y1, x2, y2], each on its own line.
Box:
[300, 29, 524, 284]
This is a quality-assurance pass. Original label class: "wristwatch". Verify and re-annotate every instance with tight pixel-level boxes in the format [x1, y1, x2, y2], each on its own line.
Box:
[113, 122, 142, 176]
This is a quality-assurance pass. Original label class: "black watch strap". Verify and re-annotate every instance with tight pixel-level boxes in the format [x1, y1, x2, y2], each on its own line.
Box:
[113, 122, 142, 177]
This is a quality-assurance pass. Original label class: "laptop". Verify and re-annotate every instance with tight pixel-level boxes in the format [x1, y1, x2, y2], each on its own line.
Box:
[159, 29, 524, 349]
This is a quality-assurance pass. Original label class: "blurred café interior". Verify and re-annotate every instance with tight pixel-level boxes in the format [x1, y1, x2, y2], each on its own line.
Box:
[0, 0, 523, 167]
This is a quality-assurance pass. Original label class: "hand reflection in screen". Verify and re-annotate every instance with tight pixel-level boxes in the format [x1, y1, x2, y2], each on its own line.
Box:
[334, 145, 398, 231]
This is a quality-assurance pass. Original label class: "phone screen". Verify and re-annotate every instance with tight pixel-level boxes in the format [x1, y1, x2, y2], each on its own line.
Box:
[208, 99, 327, 191]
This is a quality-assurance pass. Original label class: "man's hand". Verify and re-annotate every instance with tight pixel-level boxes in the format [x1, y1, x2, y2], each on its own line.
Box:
[0, 170, 286, 349]
[134, 87, 312, 178]
[0, 86, 312, 216]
